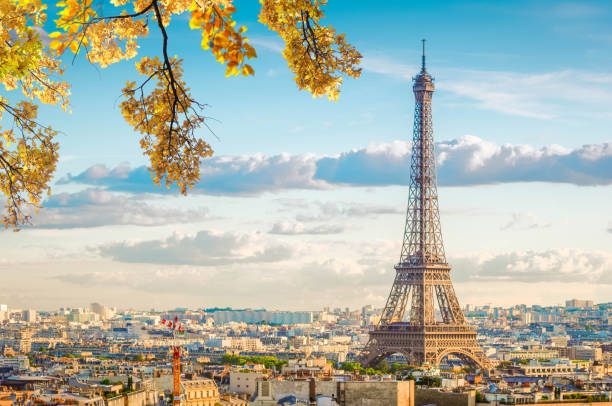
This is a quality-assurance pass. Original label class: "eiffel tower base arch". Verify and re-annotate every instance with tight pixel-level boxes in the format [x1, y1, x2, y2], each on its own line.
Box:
[361, 328, 491, 370]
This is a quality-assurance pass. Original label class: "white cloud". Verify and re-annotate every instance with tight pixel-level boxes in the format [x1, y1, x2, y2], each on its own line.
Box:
[249, 36, 284, 54]
[550, 2, 605, 18]
[46, 245, 612, 309]
[295, 201, 402, 222]
[451, 248, 612, 284]
[61, 137, 612, 194]
[33, 189, 211, 228]
[500, 212, 551, 230]
[315, 135, 612, 186]
[95, 230, 293, 265]
[269, 221, 344, 235]
[360, 56, 417, 80]
[361, 53, 612, 120]
[439, 69, 612, 120]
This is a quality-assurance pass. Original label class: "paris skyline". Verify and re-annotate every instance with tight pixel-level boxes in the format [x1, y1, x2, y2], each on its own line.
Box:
[1, 0, 611, 310]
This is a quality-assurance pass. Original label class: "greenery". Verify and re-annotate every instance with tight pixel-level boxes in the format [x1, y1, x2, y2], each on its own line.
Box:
[564, 393, 586, 400]
[103, 392, 121, 399]
[220, 354, 287, 371]
[389, 363, 418, 375]
[339, 362, 385, 376]
[562, 393, 609, 402]
[374, 360, 389, 373]
[418, 376, 442, 387]
[476, 391, 488, 403]
[100, 379, 112, 385]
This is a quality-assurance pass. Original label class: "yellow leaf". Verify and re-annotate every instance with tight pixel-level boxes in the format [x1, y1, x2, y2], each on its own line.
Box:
[69, 40, 79, 53]
[201, 38, 210, 50]
[189, 16, 201, 30]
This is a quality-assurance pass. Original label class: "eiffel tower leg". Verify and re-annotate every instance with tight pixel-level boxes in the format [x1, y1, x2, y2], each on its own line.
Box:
[360, 338, 386, 367]
[442, 283, 465, 323]
[409, 351, 424, 367]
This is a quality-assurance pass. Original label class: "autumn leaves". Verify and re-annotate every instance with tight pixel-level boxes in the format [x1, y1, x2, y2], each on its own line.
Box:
[259, 0, 362, 101]
[1, 0, 362, 228]
[189, 2, 257, 78]
[1, 0, 66, 228]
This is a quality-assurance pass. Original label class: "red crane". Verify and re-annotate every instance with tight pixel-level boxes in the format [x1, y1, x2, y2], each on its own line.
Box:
[160, 316, 184, 406]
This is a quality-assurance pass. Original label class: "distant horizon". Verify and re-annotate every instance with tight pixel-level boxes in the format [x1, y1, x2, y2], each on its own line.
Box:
[2, 297, 605, 314]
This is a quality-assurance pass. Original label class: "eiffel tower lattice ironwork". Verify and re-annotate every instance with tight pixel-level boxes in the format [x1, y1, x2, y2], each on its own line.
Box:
[360, 41, 491, 370]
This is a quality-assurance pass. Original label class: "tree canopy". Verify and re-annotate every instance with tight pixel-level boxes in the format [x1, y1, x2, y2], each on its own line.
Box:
[220, 353, 287, 370]
[0, 0, 362, 228]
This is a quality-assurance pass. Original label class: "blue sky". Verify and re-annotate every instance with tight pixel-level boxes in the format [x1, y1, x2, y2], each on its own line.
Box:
[1, 0, 611, 310]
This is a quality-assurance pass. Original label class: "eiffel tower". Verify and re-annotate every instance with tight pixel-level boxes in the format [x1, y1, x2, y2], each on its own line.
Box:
[361, 41, 490, 370]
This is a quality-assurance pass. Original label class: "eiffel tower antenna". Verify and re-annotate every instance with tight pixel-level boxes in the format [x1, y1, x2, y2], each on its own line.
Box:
[360, 41, 491, 370]
[421, 38, 426, 71]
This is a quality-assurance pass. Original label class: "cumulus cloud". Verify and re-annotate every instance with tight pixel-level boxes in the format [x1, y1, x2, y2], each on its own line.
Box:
[59, 154, 328, 194]
[451, 248, 612, 284]
[33, 188, 210, 228]
[269, 221, 344, 235]
[59, 137, 612, 195]
[95, 230, 293, 265]
[317, 136, 612, 186]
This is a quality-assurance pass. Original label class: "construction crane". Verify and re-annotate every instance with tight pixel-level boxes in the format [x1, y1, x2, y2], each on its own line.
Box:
[160, 316, 184, 406]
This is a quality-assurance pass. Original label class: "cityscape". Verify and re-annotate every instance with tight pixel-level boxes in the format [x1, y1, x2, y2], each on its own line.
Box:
[0, 299, 610, 405]
[1, 0, 611, 405]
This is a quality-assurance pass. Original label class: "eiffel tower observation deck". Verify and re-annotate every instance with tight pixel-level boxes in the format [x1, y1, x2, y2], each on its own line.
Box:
[360, 41, 491, 370]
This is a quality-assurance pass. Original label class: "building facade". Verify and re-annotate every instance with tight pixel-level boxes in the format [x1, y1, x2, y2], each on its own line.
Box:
[182, 378, 220, 406]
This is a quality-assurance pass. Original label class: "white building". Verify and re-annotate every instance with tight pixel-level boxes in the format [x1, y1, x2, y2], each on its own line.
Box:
[229, 371, 264, 397]
[0, 355, 30, 370]
[0, 304, 8, 322]
[210, 310, 314, 325]
[570, 346, 602, 361]
[22, 309, 37, 323]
